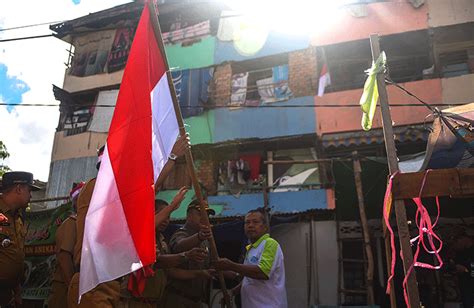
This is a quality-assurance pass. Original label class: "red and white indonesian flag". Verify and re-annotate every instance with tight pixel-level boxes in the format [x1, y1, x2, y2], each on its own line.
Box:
[79, 4, 178, 298]
[317, 64, 331, 97]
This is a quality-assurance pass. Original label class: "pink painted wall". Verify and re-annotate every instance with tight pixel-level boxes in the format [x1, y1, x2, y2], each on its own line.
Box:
[311, 1, 429, 46]
[315, 78, 443, 135]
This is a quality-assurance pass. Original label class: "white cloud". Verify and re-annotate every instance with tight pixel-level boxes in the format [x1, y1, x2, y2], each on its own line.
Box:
[0, 0, 131, 181]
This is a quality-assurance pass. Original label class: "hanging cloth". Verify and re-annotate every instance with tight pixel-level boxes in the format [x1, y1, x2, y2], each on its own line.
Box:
[360, 52, 386, 131]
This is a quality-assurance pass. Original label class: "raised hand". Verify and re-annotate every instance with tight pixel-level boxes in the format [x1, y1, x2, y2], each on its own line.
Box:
[169, 187, 188, 212]
[171, 133, 191, 158]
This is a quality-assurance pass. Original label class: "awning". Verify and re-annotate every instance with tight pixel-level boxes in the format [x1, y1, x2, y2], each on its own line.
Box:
[321, 124, 430, 149]
[157, 188, 330, 220]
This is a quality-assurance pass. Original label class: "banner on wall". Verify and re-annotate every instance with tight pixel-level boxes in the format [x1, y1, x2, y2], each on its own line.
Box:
[22, 203, 74, 300]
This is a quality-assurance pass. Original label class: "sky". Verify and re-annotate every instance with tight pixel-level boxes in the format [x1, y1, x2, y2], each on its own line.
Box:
[0, 0, 132, 181]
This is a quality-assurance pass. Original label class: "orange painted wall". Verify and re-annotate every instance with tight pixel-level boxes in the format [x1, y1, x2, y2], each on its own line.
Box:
[311, 1, 429, 46]
[315, 78, 443, 135]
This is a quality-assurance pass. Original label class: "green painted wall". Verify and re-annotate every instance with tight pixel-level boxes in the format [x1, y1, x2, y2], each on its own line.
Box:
[165, 36, 216, 70]
[156, 188, 223, 220]
[184, 110, 214, 145]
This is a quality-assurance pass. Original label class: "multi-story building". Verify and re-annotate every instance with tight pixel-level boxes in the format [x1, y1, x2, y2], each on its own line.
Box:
[46, 0, 474, 306]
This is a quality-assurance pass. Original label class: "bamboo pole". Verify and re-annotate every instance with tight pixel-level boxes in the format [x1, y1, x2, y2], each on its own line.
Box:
[147, 2, 232, 307]
[352, 151, 375, 305]
[369, 34, 420, 307]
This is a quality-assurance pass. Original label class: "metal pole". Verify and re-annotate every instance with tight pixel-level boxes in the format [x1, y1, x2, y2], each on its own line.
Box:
[352, 151, 375, 305]
[369, 34, 420, 307]
[147, 3, 232, 307]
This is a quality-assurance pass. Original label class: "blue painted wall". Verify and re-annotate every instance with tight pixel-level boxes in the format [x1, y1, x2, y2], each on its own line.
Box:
[214, 31, 310, 64]
[212, 96, 316, 143]
[208, 189, 328, 218]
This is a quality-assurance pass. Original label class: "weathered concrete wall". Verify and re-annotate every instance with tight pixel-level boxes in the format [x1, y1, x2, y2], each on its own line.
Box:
[166, 36, 216, 70]
[63, 70, 123, 93]
[311, 1, 429, 46]
[315, 78, 443, 134]
[214, 31, 309, 64]
[272, 220, 339, 307]
[428, 0, 474, 27]
[51, 131, 107, 162]
[442, 73, 474, 105]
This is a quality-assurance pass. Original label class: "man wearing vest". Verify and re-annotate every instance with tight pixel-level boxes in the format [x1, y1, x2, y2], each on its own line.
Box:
[212, 208, 288, 308]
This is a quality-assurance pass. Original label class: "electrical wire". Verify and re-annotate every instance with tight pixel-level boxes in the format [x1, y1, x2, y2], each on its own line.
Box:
[385, 77, 440, 115]
[0, 102, 468, 108]
[0, 20, 64, 32]
[0, 34, 54, 43]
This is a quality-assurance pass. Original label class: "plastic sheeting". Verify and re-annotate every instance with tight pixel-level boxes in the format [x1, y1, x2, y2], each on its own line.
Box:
[171, 68, 212, 118]
[399, 103, 474, 172]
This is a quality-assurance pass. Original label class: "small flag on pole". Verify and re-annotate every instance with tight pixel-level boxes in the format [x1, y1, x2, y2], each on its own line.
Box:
[79, 2, 179, 299]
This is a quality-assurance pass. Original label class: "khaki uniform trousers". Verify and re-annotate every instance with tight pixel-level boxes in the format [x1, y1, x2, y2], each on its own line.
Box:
[118, 297, 163, 308]
[162, 291, 203, 308]
[47, 280, 69, 307]
[67, 272, 120, 307]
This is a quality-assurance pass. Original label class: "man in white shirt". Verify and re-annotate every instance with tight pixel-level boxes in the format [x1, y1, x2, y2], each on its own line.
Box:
[212, 208, 287, 308]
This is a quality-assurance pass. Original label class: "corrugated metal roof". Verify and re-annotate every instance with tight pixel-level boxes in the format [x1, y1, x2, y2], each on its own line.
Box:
[157, 188, 329, 220]
[321, 124, 429, 148]
[45, 156, 98, 208]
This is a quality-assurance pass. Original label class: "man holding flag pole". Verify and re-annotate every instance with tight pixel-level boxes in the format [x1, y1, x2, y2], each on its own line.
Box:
[75, 1, 232, 307]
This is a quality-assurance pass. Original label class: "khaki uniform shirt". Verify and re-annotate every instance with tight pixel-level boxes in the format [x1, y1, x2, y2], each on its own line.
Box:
[0, 198, 26, 287]
[52, 216, 76, 283]
[120, 234, 169, 301]
[141, 234, 169, 299]
[167, 225, 210, 301]
[74, 178, 96, 268]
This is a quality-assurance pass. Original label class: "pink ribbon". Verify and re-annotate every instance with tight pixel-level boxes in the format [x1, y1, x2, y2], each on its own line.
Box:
[383, 170, 443, 308]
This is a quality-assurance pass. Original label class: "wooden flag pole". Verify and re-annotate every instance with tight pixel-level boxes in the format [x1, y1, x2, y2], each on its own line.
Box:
[369, 34, 420, 307]
[147, 2, 232, 307]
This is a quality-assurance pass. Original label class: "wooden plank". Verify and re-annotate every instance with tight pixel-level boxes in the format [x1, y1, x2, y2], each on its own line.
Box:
[458, 169, 474, 196]
[392, 168, 463, 199]
[391, 168, 474, 199]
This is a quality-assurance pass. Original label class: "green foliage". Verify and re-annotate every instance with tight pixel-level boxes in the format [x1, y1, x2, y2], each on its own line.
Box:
[0, 141, 11, 176]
